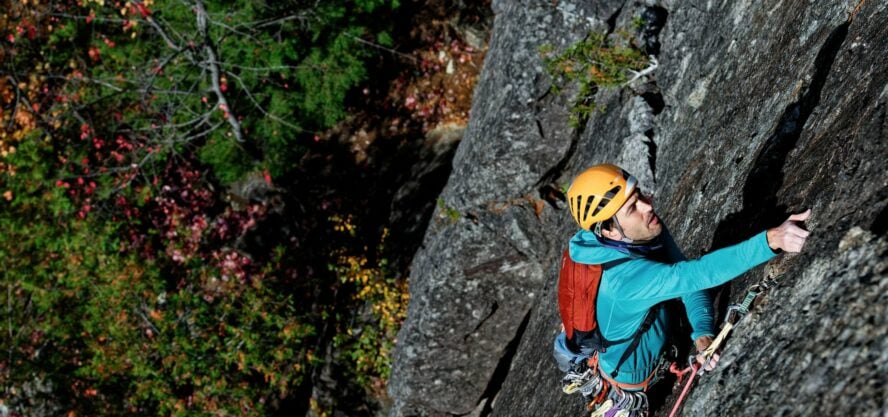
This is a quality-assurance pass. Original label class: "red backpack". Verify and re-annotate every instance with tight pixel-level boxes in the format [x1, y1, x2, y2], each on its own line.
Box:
[557, 249, 658, 377]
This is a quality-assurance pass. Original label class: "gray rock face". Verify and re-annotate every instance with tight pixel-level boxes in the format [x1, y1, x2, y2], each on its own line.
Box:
[388, 0, 887, 416]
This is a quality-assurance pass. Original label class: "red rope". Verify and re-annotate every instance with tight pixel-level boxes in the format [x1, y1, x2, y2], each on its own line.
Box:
[667, 362, 700, 417]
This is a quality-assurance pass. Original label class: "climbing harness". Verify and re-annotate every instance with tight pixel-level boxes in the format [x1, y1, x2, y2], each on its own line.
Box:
[586, 388, 651, 417]
[667, 273, 781, 417]
[562, 352, 665, 417]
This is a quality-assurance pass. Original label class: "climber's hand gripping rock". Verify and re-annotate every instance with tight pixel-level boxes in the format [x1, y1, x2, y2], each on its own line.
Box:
[766, 209, 812, 253]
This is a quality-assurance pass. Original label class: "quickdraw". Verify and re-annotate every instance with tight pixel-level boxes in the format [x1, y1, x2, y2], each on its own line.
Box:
[667, 272, 781, 417]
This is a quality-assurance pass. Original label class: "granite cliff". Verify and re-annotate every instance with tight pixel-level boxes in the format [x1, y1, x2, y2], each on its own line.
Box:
[388, 1, 886, 416]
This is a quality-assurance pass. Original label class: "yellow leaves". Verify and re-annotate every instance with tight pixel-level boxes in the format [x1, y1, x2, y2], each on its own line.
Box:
[330, 214, 357, 235]
[309, 396, 332, 417]
[148, 309, 162, 321]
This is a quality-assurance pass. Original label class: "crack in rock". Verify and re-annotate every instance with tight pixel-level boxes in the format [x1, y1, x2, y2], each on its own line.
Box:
[712, 21, 850, 249]
[471, 309, 532, 417]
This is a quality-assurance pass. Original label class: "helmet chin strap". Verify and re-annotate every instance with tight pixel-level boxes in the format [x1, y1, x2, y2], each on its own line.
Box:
[609, 216, 636, 244]
[595, 216, 659, 245]
[595, 219, 664, 256]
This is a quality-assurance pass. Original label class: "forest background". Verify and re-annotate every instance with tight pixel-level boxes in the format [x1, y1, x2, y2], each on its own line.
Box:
[0, 0, 489, 415]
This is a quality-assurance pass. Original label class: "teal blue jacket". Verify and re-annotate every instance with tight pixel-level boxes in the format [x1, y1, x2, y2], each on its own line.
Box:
[568, 228, 776, 384]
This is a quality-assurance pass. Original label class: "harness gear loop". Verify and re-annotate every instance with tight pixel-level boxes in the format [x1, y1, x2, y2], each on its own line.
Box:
[588, 399, 614, 417]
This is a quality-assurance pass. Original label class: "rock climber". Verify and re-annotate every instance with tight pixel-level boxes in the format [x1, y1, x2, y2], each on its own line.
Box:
[552, 163, 811, 416]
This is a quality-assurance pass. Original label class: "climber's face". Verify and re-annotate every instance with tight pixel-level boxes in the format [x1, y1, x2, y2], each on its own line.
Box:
[603, 190, 663, 242]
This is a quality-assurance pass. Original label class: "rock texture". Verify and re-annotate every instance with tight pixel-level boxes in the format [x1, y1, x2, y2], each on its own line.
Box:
[388, 0, 887, 416]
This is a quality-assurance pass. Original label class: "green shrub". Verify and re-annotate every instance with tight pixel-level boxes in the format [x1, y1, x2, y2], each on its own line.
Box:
[541, 31, 649, 127]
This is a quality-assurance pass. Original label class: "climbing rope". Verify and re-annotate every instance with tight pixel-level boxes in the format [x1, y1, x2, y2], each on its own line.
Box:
[667, 272, 781, 417]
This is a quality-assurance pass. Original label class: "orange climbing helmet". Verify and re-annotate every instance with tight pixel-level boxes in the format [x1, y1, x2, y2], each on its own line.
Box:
[567, 164, 637, 231]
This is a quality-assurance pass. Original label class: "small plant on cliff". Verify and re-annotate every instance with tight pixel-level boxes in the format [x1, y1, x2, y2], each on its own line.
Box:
[437, 197, 461, 222]
[540, 30, 649, 127]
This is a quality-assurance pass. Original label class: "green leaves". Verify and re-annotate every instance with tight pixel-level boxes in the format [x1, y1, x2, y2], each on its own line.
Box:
[2, 0, 410, 414]
[542, 30, 649, 128]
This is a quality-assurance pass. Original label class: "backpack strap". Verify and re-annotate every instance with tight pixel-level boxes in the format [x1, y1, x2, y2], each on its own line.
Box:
[601, 257, 632, 270]
[609, 304, 662, 378]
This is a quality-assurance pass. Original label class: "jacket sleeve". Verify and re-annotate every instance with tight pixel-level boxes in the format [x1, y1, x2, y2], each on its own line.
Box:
[604, 231, 776, 309]
[682, 291, 715, 341]
[662, 229, 716, 341]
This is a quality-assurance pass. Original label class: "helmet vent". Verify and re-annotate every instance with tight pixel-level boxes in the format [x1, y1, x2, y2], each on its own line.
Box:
[591, 198, 609, 217]
[591, 186, 621, 218]
[582, 196, 595, 222]
[570, 195, 583, 222]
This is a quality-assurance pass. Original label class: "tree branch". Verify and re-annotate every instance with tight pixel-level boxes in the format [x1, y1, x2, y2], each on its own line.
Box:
[195, 0, 245, 143]
[223, 69, 306, 133]
[5, 75, 21, 132]
[623, 55, 659, 86]
[345, 33, 417, 63]
[135, 0, 183, 52]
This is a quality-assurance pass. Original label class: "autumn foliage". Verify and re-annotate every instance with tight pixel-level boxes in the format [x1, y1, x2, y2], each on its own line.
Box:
[0, 0, 490, 414]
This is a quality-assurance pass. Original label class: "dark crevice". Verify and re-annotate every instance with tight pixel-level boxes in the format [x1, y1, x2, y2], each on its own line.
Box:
[474, 309, 532, 417]
[643, 129, 658, 183]
[641, 90, 665, 115]
[605, 6, 623, 35]
[539, 183, 567, 208]
[465, 302, 500, 342]
[640, 6, 669, 56]
[636, 5, 666, 186]
[710, 21, 850, 250]
[871, 201, 888, 236]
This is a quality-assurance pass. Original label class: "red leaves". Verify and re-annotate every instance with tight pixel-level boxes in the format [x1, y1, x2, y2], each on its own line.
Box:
[135, 3, 151, 18]
[88, 46, 101, 62]
[392, 37, 483, 132]
[218, 103, 230, 119]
